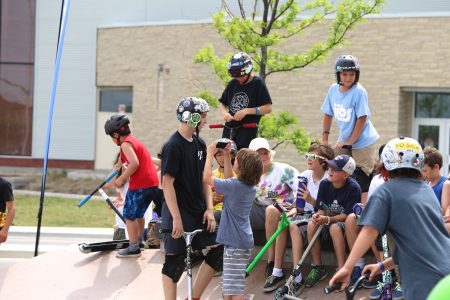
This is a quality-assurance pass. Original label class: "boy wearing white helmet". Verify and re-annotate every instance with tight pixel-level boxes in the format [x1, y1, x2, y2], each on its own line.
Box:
[330, 137, 450, 300]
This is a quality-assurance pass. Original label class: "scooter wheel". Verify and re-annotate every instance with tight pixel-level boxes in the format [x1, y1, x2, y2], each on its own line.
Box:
[274, 286, 287, 300]
[78, 243, 91, 254]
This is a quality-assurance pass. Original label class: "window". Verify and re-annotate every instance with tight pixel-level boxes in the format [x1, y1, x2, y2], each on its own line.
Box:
[0, 0, 35, 156]
[415, 93, 450, 118]
[99, 88, 133, 113]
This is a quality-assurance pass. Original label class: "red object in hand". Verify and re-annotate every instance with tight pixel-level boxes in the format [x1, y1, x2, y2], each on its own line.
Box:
[211, 186, 216, 192]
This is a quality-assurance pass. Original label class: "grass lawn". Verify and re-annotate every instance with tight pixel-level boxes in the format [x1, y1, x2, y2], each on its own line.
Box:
[13, 195, 115, 228]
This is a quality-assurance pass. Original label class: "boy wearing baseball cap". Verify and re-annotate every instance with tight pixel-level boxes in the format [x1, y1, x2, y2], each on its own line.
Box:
[305, 154, 361, 288]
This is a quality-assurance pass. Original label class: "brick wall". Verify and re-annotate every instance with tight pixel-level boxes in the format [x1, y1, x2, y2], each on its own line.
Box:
[97, 17, 450, 168]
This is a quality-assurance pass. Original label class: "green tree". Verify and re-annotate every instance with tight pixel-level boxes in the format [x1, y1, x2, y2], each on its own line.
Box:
[195, 0, 385, 152]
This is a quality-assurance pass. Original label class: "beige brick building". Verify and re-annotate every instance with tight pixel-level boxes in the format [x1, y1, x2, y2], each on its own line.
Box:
[97, 16, 450, 172]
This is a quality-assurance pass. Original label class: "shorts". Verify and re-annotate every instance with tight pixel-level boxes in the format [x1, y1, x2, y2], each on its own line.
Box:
[222, 246, 252, 296]
[320, 222, 345, 241]
[352, 144, 377, 176]
[123, 187, 158, 220]
[250, 202, 266, 231]
[161, 202, 217, 255]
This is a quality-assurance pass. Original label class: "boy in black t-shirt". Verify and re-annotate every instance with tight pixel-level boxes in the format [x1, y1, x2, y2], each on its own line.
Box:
[160, 97, 223, 300]
[304, 155, 361, 288]
[0, 177, 15, 244]
[220, 52, 272, 149]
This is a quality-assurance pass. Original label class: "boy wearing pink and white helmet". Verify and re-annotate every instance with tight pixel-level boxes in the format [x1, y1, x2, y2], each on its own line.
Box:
[330, 137, 450, 300]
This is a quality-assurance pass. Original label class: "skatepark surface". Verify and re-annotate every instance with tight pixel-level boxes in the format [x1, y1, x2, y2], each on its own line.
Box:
[0, 244, 372, 299]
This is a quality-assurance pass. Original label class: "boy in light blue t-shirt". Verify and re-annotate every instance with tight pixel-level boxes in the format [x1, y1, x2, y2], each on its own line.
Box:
[321, 55, 379, 203]
[204, 141, 263, 300]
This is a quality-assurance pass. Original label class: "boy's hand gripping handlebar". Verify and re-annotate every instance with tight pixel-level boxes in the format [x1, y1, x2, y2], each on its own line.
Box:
[77, 163, 127, 207]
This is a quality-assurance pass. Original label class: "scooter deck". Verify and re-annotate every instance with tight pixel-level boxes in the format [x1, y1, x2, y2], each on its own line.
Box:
[78, 239, 144, 253]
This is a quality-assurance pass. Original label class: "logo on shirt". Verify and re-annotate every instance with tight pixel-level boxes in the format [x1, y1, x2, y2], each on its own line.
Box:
[230, 92, 249, 114]
[198, 150, 203, 161]
[333, 103, 352, 122]
[329, 199, 344, 215]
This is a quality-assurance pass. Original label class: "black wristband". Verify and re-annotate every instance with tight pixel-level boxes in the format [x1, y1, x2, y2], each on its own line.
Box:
[322, 131, 330, 135]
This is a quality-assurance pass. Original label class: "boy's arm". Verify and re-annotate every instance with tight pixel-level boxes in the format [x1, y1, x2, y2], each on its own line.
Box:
[220, 103, 233, 122]
[152, 157, 161, 168]
[203, 146, 215, 186]
[322, 114, 333, 144]
[162, 174, 184, 238]
[232, 103, 272, 122]
[223, 145, 233, 178]
[347, 116, 367, 145]
[441, 181, 450, 214]
[0, 200, 15, 243]
[344, 226, 378, 266]
[116, 142, 139, 187]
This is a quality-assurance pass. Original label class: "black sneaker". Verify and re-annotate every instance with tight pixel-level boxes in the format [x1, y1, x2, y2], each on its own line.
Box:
[263, 274, 285, 292]
[362, 273, 383, 289]
[305, 265, 328, 288]
[286, 278, 304, 297]
[265, 261, 274, 279]
[116, 246, 141, 258]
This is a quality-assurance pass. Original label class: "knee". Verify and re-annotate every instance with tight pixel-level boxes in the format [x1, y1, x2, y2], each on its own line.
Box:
[162, 254, 186, 283]
[345, 213, 357, 227]
[329, 223, 343, 237]
[205, 245, 224, 272]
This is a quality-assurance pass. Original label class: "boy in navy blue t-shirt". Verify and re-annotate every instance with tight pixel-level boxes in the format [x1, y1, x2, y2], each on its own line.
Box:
[305, 155, 361, 288]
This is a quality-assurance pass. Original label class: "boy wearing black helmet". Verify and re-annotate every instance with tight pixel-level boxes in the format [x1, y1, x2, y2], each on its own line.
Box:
[104, 114, 159, 257]
[321, 55, 379, 204]
[160, 97, 223, 300]
[220, 52, 273, 149]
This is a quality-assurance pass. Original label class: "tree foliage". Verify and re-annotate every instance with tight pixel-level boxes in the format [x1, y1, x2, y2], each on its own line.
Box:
[195, 0, 385, 152]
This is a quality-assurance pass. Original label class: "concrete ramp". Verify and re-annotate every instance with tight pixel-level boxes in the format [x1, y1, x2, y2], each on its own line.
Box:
[0, 245, 371, 299]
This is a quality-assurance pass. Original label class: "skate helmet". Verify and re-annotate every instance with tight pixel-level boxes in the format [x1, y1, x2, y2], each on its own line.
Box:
[381, 137, 424, 172]
[335, 55, 360, 85]
[104, 114, 130, 136]
[215, 138, 237, 158]
[176, 97, 210, 128]
[227, 52, 253, 78]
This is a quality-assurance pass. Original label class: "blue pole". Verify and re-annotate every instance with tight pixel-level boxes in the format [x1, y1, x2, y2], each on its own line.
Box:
[34, 0, 72, 257]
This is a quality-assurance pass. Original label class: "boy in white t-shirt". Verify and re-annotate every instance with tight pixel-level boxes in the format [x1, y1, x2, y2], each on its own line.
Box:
[264, 143, 334, 295]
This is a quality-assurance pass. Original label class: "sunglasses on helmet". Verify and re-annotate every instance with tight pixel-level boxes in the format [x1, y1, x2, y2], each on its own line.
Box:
[304, 153, 326, 161]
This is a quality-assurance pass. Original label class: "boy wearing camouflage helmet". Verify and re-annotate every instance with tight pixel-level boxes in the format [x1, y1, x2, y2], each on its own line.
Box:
[160, 97, 223, 300]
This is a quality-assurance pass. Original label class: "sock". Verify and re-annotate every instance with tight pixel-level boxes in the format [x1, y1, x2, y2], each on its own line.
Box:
[129, 242, 139, 251]
[272, 267, 284, 277]
[356, 258, 365, 268]
[294, 273, 303, 283]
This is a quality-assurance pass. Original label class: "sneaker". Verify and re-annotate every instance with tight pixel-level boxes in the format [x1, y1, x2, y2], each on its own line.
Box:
[286, 278, 304, 297]
[392, 282, 404, 300]
[369, 281, 385, 300]
[263, 274, 285, 292]
[265, 261, 274, 279]
[305, 265, 328, 288]
[116, 246, 141, 258]
[362, 273, 383, 289]
[350, 266, 363, 287]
